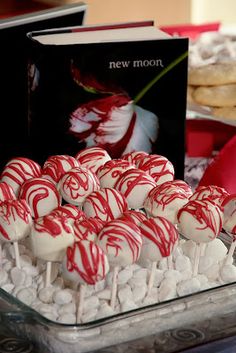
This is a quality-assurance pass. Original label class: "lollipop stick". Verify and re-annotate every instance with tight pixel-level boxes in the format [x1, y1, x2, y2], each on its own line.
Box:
[146, 261, 157, 297]
[77, 283, 86, 323]
[193, 243, 201, 277]
[45, 261, 52, 287]
[13, 241, 21, 269]
[225, 239, 236, 265]
[110, 266, 119, 310]
[167, 255, 173, 270]
[0, 243, 2, 268]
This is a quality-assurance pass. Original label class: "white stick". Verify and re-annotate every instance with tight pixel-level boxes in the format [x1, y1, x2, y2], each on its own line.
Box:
[146, 261, 157, 297]
[77, 283, 86, 323]
[193, 243, 201, 277]
[225, 240, 236, 265]
[200, 243, 207, 256]
[13, 241, 21, 269]
[167, 255, 173, 270]
[45, 261, 52, 287]
[0, 243, 2, 268]
[110, 266, 119, 310]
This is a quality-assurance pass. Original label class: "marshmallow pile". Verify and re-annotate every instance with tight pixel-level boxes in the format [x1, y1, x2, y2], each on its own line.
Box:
[0, 147, 235, 325]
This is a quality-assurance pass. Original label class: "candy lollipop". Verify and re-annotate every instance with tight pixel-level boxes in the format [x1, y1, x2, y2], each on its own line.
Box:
[74, 217, 105, 242]
[50, 204, 86, 225]
[97, 219, 142, 309]
[177, 199, 223, 276]
[1, 157, 42, 196]
[75, 147, 111, 174]
[138, 154, 174, 185]
[189, 185, 229, 207]
[62, 240, 109, 322]
[140, 216, 178, 296]
[119, 210, 148, 227]
[121, 151, 148, 167]
[31, 214, 74, 287]
[19, 177, 61, 218]
[114, 168, 156, 209]
[42, 154, 80, 184]
[144, 184, 189, 224]
[83, 188, 128, 222]
[0, 181, 16, 202]
[97, 159, 134, 188]
[222, 194, 236, 264]
[0, 199, 32, 268]
[58, 167, 100, 206]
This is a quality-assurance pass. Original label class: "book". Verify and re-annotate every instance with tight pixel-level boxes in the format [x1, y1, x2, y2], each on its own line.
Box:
[27, 22, 188, 179]
[0, 2, 87, 171]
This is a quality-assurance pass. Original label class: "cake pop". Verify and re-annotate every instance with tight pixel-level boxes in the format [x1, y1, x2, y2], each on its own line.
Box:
[1, 157, 42, 196]
[0, 199, 32, 268]
[58, 167, 100, 206]
[138, 154, 174, 185]
[83, 188, 128, 222]
[140, 216, 178, 295]
[62, 240, 109, 322]
[177, 199, 223, 276]
[97, 159, 134, 188]
[31, 214, 74, 287]
[97, 219, 142, 309]
[75, 147, 111, 174]
[19, 177, 61, 218]
[114, 168, 156, 209]
[42, 154, 80, 184]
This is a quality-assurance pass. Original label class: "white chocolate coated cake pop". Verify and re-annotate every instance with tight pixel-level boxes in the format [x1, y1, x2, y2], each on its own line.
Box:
[114, 168, 156, 209]
[138, 154, 174, 185]
[144, 184, 189, 224]
[19, 177, 61, 218]
[0, 200, 32, 243]
[97, 219, 142, 267]
[50, 204, 86, 225]
[0, 181, 16, 202]
[222, 194, 236, 234]
[42, 155, 80, 184]
[139, 216, 179, 263]
[74, 217, 105, 242]
[1, 157, 42, 196]
[189, 185, 229, 207]
[177, 199, 223, 243]
[62, 240, 109, 285]
[121, 151, 148, 167]
[83, 188, 128, 222]
[58, 167, 100, 206]
[97, 159, 134, 188]
[31, 214, 74, 262]
[75, 147, 111, 174]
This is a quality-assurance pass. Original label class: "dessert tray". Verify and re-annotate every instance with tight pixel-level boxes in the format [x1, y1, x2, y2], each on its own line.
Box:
[0, 232, 236, 353]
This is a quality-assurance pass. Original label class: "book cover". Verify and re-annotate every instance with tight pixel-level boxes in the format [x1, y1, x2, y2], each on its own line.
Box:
[0, 2, 87, 171]
[28, 24, 188, 179]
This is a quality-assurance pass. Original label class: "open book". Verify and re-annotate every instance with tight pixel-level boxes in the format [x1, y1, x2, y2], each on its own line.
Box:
[27, 22, 188, 179]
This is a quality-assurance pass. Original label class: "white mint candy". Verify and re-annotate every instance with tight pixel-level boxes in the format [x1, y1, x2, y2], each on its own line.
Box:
[177, 278, 201, 297]
[220, 264, 236, 283]
[158, 278, 177, 302]
[204, 238, 228, 262]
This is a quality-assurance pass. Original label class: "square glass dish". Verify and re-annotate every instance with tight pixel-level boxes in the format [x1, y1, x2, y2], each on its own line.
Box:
[1, 233, 236, 353]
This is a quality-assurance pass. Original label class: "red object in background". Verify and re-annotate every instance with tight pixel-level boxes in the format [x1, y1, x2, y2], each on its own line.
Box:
[0, 0, 53, 19]
[199, 135, 236, 194]
[160, 22, 220, 39]
[186, 119, 236, 157]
